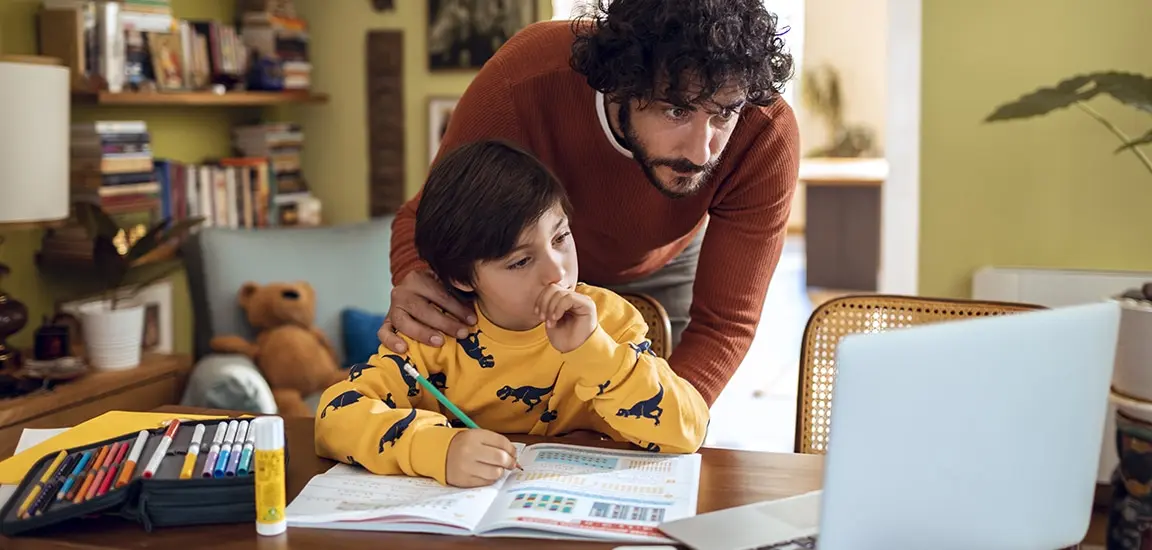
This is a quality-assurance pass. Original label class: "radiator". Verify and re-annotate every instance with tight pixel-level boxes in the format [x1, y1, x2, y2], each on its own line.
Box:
[972, 266, 1152, 486]
[972, 266, 1152, 307]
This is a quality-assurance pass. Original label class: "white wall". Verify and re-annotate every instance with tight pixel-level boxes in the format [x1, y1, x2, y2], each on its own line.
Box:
[798, 0, 888, 156]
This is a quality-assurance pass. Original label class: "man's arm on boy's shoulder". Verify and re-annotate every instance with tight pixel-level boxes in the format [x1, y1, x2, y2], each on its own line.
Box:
[564, 300, 710, 453]
[313, 341, 465, 484]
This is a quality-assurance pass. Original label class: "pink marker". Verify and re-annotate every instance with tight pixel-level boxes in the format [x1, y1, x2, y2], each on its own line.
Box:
[201, 421, 229, 478]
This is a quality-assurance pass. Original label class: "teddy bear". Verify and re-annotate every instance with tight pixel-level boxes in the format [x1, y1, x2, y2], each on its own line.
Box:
[210, 281, 347, 417]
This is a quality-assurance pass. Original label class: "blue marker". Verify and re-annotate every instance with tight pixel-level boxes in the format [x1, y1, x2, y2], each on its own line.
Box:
[56, 450, 92, 500]
[224, 421, 248, 476]
[237, 419, 257, 475]
[213, 420, 239, 478]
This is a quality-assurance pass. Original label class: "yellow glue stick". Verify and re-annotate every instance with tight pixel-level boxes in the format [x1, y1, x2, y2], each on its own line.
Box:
[251, 416, 286, 536]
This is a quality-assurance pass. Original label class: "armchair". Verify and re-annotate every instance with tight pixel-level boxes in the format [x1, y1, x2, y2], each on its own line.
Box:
[179, 217, 395, 414]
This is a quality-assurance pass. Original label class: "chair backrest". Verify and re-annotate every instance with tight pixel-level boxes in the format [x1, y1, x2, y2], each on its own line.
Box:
[182, 217, 396, 365]
[621, 292, 673, 359]
[795, 294, 1045, 454]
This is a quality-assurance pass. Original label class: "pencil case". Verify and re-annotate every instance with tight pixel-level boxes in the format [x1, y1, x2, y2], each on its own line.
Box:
[0, 417, 289, 536]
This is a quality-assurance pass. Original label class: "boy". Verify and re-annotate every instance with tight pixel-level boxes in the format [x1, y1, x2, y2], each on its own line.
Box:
[314, 140, 710, 488]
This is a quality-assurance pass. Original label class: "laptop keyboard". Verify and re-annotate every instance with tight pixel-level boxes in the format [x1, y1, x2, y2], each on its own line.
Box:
[756, 536, 818, 549]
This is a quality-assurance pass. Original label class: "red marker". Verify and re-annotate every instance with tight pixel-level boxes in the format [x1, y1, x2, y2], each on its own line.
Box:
[142, 419, 181, 479]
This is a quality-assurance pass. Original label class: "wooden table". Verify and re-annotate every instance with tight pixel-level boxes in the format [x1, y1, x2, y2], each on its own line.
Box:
[0, 405, 1113, 549]
[0, 354, 192, 459]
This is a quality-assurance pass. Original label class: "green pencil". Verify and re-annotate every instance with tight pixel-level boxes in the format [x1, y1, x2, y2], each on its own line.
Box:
[401, 362, 522, 470]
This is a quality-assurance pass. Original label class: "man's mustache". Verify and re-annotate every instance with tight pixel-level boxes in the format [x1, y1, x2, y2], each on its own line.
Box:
[649, 158, 715, 174]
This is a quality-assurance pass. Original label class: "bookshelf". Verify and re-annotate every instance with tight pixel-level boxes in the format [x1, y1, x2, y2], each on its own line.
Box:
[72, 90, 329, 106]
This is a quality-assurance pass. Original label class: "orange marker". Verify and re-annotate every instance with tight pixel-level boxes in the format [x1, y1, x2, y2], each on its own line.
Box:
[72, 443, 110, 503]
[96, 441, 129, 498]
[116, 430, 151, 488]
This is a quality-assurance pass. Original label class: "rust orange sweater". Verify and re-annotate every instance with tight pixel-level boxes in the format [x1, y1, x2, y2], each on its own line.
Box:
[391, 20, 800, 406]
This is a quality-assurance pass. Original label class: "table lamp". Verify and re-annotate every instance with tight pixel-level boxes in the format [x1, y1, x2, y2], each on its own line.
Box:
[0, 57, 71, 370]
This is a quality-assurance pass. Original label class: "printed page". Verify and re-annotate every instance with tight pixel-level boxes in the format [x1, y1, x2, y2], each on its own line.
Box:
[285, 452, 520, 533]
[475, 443, 701, 542]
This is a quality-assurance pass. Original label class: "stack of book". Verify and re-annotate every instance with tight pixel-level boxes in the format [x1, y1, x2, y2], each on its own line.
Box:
[233, 123, 320, 225]
[39, 120, 161, 265]
[238, 0, 310, 90]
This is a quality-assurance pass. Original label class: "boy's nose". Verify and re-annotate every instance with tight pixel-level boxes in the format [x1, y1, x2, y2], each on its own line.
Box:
[542, 256, 565, 285]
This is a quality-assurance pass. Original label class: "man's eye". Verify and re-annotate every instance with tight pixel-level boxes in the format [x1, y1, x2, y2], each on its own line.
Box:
[666, 107, 689, 119]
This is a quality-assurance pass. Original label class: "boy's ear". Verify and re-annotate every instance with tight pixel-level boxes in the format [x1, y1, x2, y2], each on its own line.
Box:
[449, 279, 474, 293]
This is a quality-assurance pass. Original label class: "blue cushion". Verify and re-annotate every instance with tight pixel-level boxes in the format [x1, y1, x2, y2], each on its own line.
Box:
[341, 307, 386, 368]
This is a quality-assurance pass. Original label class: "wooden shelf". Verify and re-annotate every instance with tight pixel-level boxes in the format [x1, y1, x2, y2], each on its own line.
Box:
[72, 90, 329, 106]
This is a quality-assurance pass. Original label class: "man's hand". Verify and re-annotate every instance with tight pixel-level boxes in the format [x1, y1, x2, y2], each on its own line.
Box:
[445, 430, 518, 488]
[378, 270, 477, 353]
[536, 284, 598, 353]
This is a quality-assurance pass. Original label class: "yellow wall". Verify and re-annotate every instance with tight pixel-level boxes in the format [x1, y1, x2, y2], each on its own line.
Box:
[919, 0, 1152, 297]
[288, 0, 553, 223]
[0, 0, 245, 353]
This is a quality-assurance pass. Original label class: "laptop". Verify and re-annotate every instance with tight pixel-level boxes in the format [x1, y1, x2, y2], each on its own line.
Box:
[659, 301, 1121, 550]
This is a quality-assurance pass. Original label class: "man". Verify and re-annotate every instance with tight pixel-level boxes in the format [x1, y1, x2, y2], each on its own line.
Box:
[379, 0, 799, 407]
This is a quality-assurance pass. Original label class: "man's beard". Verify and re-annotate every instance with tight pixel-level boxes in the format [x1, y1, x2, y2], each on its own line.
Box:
[618, 103, 717, 199]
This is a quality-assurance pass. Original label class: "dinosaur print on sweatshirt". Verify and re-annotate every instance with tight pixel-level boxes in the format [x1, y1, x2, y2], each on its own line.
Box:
[378, 409, 418, 452]
[616, 383, 664, 426]
[629, 340, 657, 357]
[379, 354, 420, 397]
[428, 372, 448, 390]
[457, 330, 495, 368]
[348, 362, 375, 381]
[321, 390, 363, 418]
[496, 382, 554, 412]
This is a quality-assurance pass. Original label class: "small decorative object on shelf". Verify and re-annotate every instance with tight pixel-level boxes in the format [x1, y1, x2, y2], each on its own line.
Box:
[33, 315, 71, 362]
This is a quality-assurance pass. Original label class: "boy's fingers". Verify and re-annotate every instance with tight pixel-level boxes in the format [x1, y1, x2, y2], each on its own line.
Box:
[481, 434, 520, 467]
[475, 446, 515, 470]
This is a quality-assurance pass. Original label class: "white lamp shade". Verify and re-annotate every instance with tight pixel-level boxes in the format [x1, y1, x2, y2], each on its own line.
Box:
[0, 61, 70, 224]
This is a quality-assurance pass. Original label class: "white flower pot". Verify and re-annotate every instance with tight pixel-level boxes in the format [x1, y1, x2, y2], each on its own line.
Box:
[1112, 299, 1152, 407]
[79, 301, 145, 371]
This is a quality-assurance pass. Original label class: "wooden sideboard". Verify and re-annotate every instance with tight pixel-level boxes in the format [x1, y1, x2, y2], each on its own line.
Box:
[800, 157, 888, 292]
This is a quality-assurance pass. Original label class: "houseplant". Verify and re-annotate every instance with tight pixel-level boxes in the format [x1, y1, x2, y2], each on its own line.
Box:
[987, 71, 1152, 545]
[71, 202, 204, 370]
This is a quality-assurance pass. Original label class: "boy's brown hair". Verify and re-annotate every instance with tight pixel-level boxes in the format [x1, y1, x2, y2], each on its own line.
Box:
[415, 140, 574, 290]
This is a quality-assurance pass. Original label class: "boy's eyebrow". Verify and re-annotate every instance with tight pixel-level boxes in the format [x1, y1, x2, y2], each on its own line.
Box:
[504, 218, 568, 259]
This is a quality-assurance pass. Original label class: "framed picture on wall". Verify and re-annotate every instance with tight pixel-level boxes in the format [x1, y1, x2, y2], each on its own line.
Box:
[428, 96, 460, 165]
[428, 0, 537, 70]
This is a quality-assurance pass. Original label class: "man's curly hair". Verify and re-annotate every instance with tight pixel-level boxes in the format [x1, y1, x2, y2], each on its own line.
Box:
[569, 0, 794, 108]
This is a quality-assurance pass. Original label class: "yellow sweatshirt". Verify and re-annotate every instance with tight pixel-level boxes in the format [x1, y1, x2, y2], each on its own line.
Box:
[314, 284, 710, 485]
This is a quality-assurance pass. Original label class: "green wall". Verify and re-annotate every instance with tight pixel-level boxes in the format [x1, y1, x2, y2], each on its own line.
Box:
[919, 0, 1152, 297]
[288, 0, 553, 223]
[0, 0, 552, 352]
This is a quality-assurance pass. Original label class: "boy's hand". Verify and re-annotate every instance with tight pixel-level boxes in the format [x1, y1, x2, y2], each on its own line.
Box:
[445, 430, 518, 488]
[537, 284, 598, 353]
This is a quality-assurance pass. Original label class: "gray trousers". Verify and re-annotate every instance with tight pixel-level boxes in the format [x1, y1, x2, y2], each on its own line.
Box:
[598, 226, 705, 347]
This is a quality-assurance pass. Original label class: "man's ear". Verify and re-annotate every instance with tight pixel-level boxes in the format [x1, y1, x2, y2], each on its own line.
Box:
[238, 282, 260, 308]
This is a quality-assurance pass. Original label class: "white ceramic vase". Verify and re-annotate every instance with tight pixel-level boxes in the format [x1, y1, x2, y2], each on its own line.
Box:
[78, 301, 145, 371]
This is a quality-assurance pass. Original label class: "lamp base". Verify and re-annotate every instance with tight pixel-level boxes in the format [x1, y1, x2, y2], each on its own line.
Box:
[0, 292, 29, 372]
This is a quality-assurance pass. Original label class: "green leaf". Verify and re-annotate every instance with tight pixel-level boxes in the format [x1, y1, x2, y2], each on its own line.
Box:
[92, 235, 128, 289]
[73, 202, 121, 241]
[120, 261, 185, 299]
[1116, 129, 1152, 153]
[1094, 72, 1152, 113]
[985, 74, 1099, 121]
[125, 218, 173, 263]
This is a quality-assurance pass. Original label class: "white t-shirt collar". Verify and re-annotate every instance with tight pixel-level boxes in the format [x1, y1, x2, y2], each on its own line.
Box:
[595, 91, 633, 159]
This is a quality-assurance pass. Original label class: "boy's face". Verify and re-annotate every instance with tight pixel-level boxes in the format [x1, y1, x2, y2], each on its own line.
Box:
[453, 204, 578, 331]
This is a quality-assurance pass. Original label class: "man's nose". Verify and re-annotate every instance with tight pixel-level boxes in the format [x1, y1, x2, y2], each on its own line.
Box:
[683, 118, 714, 168]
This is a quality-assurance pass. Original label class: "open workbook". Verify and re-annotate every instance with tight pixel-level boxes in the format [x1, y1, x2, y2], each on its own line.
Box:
[284, 442, 701, 542]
